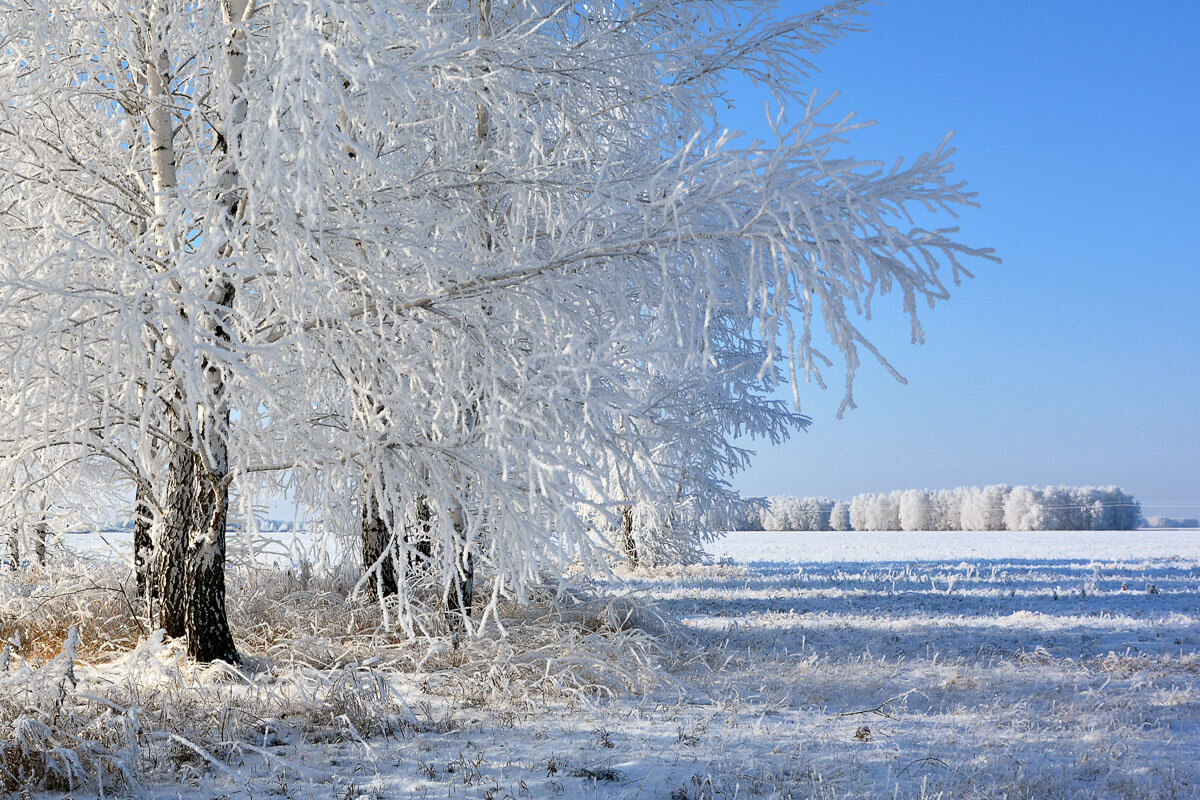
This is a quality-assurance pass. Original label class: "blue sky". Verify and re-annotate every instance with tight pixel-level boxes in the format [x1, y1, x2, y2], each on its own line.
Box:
[725, 1, 1200, 517]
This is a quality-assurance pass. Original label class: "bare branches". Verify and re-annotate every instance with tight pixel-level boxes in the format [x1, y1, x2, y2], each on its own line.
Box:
[837, 689, 916, 720]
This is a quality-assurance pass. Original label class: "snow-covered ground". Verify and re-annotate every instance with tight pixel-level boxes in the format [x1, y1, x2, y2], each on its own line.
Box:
[15, 530, 1200, 799]
[711, 528, 1200, 563]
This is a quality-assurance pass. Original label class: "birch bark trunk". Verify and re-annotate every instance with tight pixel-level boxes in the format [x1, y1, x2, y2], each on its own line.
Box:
[144, 0, 191, 639]
[361, 475, 398, 597]
[187, 389, 238, 662]
[134, 480, 154, 598]
[445, 496, 474, 629]
[442, 0, 497, 631]
[619, 505, 639, 568]
[154, 403, 192, 639]
[183, 0, 253, 664]
[6, 523, 17, 571]
[34, 497, 48, 566]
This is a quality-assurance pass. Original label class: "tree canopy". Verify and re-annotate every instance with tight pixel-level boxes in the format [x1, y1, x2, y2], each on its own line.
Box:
[0, 0, 992, 658]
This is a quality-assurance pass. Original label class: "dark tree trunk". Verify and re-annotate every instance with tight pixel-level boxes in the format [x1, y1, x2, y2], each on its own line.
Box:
[361, 476, 397, 597]
[446, 550, 474, 630]
[186, 452, 239, 664]
[134, 482, 154, 598]
[619, 505, 639, 568]
[408, 495, 433, 570]
[154, 405, 193, 639]
[7, 523, 17, 570]
[34, 518, 46, 566]
[180, 0, 248, 663]
[445, 501, 474, 630]
[184, 275, 240, 664]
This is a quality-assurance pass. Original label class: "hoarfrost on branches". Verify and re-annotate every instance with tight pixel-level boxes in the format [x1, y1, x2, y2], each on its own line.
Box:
[0, 0, 993, 641]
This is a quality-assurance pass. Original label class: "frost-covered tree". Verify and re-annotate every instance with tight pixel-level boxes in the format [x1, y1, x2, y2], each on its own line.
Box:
[1003, 486, 1045, 532]
[1147, 516, 1198, 529]
[802, 497, 836, 531]
[830, 501, 851, 531]
[0, 0, 332, 661]
[762, 496, 802, 530]
[960, 484, 1009, 531]
[898, 489, 935, 531]
[933, 489, 963, 531]
[1, 0, 991, 644]
[730, 498, 768, 531]
[761, 496, 834, 531]
[1098, 487, 1143, 530]
[599, 325, 807, 568]
[849, 491, 902, 531]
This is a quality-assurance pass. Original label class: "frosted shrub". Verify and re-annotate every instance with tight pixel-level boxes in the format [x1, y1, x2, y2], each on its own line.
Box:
[0, 629, 138, 794]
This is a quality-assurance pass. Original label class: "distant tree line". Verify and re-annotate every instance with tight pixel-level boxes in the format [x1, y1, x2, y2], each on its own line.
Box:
[1145, 517, 1199, 529]
[735, 485, 1144, 531]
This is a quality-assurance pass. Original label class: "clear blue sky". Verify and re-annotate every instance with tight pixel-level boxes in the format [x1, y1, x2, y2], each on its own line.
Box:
[726, 1, 1200, 518]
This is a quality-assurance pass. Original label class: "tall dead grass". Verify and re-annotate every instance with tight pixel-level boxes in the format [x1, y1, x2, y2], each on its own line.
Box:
[0, 558, 670, 794]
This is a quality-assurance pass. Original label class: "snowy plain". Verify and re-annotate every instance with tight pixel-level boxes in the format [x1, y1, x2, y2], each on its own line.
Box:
[14, 530, 1200, 799]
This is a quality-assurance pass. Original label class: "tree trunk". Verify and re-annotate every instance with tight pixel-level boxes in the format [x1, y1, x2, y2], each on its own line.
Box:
[440, 0, 490, 632]
[185, 290, 239, 663]
[445, 499, 474, 630]
[177, 0, 253, 665]
[361, 475, 397, 597]
[7, 524, 17, 570]
[409, 495, 433, 569]
[187, 444, 239, 663]
[446, 549, 474, 630]
[144, 0, 189, 638]
[34, 518, 47, 566]
[619, 505, 639, 568]
[153, 406, 192, 639]
[182, 285, 239, 662]
[134, 482, 154, 598]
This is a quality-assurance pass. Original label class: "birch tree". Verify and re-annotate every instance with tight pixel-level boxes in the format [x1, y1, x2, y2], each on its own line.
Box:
[1, 0, 993, 644]
[0, 0, 281, 661]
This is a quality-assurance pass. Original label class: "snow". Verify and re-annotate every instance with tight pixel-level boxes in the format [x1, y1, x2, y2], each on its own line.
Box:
[16, 530, 1200, 798]
[710, 529, 1200, 563]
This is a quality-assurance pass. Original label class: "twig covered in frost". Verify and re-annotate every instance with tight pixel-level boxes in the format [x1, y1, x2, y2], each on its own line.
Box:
[836, 688, 916, 720]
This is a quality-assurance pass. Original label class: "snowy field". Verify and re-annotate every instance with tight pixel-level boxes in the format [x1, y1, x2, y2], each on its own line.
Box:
[711, 528, 1200, 563]
[11, 530, 1200, 799]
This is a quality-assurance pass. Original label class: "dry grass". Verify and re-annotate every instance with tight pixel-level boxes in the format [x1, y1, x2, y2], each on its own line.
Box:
[0, 558, 671, 795]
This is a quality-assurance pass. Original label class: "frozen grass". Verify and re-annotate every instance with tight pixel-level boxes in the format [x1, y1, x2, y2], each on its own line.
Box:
[2, 531, 1198, 798]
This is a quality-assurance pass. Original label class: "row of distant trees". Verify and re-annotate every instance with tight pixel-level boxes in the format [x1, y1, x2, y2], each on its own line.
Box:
[738, 485, 1144, 531]
[1146, 517, 1200, 528]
